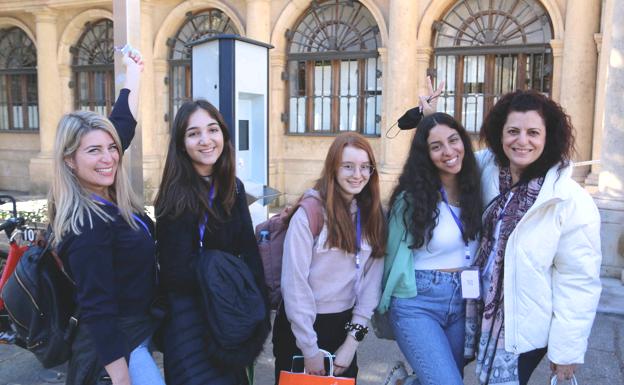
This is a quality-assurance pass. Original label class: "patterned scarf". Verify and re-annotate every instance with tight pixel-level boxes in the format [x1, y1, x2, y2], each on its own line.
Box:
[465, 167, 544, 385]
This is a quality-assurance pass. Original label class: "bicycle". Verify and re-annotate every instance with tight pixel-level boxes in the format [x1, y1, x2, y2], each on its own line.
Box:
[0, 194, 33, 343]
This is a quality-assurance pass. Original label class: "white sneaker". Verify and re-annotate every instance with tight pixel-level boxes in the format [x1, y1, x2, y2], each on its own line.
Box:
[382, 361, 408, 385]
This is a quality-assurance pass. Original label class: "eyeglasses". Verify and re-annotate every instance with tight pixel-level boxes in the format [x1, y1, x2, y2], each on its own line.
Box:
[340, 163, 375, 176]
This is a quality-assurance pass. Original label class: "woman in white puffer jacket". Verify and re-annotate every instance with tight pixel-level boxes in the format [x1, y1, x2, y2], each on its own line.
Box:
[466, 90, 602, 385]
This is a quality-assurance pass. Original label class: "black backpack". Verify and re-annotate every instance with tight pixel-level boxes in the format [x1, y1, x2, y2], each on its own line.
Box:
[0, 233, 78, 368]
[195, 248, 270, 369]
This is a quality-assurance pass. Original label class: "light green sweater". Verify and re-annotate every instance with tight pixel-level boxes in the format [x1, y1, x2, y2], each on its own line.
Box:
[377, 192, 418, 313]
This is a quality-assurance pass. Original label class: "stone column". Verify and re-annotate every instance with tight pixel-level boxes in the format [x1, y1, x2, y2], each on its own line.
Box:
[595, 0, 624, 280]
[29, 8, 62, 194]
[586, 32, 606, 185]
[246, 0, 270, 42]
[139, 0, 161, 201]
[549, 39, 563, 103]
[269, 50, 287, 204]
[380, 0, 419, 200]
[152, 58, 168, 156]
[113, 0, 143, 201]
[558, 0, 601, 179]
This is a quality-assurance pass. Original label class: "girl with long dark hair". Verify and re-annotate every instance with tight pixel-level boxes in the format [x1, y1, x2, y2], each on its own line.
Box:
[154, 100, 269, 385]
[272, 132, 386, 383]
[378, 113, 482, 384]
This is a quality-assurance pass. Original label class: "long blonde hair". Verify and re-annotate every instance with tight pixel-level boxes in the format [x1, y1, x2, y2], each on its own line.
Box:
[48, 111, 142, 243]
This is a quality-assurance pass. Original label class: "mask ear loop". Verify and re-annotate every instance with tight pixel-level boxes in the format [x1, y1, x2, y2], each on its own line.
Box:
[385, 121, 400, 139]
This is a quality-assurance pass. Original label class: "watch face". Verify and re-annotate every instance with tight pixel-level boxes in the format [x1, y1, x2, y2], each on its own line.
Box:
[354, 330, 365, 341]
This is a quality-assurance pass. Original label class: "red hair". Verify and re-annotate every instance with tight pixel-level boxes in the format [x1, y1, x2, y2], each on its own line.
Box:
[309, 132, 386, 258]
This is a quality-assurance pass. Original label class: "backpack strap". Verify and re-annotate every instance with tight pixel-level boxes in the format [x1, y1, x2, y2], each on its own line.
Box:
[299, 197, 324, 238]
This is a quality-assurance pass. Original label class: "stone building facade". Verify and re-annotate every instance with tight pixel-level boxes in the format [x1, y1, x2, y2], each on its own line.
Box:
[0, 0, 622, 277]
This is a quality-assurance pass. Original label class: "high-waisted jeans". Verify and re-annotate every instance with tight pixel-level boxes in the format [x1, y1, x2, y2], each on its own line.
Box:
[389, 270, 465, 385]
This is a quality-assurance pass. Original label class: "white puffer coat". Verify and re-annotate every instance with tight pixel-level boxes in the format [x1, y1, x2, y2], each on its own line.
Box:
[477, 150, 602, 365]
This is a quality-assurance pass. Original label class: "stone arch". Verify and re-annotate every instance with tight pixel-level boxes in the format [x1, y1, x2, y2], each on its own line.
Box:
[270, 0, 388, 54]
[153, 0, 244, 61]
[417, 0, 564, 45]
[57, 9, 112, 113]
[0, 17, 36, 46]
[58, 9, 113, 68]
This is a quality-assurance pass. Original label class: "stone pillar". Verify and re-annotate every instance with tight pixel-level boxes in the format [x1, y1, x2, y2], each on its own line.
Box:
[380, 0, 419, 200]
[558, 0, 600, 179]
[113, 0, 143, 202]
[152, 58, 168, 157]
[586, 32, 606, 186]
[549, 39, 563, 103]
[269, 50, 287, 204]
[29, 8, 62, 194]
[139, 0, 161, 202]
[246, 0, 270, 42]
[595, 0, 624, 280]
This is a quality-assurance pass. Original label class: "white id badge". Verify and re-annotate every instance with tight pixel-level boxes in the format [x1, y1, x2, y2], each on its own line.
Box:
[461, 269, 480, 299]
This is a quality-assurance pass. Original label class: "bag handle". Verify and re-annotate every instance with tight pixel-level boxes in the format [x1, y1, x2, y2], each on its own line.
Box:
[302, 349, 335, 377]
[550, 374, 579, 385]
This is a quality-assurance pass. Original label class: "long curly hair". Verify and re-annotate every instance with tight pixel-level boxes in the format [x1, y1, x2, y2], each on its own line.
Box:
[389, 113, 481, 249]
[480, 90, 575, 182]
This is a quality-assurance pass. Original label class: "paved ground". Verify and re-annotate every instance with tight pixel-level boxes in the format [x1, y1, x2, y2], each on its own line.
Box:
[1, 278, 623, 385]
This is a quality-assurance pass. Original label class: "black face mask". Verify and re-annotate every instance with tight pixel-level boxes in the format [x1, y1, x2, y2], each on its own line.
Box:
[398, 106, 423, 129]
[386, 106, 423, 138]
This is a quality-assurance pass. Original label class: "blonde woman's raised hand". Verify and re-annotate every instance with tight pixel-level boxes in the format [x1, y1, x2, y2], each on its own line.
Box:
[119, 48, 143, 120]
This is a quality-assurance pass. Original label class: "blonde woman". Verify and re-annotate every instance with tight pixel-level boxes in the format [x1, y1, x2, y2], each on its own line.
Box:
[49, 53, 165, 385]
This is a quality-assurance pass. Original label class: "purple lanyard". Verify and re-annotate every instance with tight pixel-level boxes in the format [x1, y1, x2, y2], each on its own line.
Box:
[198, 184, 215, 248]
[355, 207, 362, 269]
[439, 188, 470, 260]
[91, 194, 151, 237]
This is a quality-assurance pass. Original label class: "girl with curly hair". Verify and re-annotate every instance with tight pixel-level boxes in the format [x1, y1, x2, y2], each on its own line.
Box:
[378, 111, 482, 385]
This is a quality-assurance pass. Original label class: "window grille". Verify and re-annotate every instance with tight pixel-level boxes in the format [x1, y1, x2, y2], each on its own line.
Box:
[0, 27, 38, 131]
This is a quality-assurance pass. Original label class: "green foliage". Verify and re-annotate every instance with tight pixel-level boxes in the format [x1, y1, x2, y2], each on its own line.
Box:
[0, 200, 49, 225]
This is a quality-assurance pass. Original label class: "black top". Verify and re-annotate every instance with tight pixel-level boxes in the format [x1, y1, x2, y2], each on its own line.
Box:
[109, 88, 135, 151]
[157, 179, 266, 297]
[57, 89, 158, 366]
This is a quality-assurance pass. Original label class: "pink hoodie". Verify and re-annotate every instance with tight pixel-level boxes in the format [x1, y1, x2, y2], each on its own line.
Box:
[281, 190, 384, 358]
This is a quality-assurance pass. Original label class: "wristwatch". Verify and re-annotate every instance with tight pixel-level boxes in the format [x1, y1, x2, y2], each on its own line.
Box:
[344, 321, 369, 342]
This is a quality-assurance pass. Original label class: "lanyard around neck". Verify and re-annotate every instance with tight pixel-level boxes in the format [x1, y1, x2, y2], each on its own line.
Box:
[198, 183, 216, 248]
[355, 207, 362, 269]
[91, 194, 151, 237]
[439, 187, 470, 260]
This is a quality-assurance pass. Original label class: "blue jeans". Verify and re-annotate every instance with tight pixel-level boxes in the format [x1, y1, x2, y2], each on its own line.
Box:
[129, 337, 166, 385]
[389, 270, 465, 385]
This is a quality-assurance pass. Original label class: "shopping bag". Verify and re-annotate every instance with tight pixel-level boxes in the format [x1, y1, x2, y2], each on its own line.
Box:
[550, 374, 579, 385]
[278, 349, 355, 385]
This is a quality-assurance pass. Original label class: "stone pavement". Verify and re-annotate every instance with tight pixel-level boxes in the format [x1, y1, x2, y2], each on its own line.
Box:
[1, 277, 623, 385]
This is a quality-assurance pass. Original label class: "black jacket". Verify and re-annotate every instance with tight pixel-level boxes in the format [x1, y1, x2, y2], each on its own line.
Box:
[157, 179, 270, 385]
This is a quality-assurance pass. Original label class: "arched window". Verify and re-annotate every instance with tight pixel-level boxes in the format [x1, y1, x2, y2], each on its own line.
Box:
[167, 9, 239, 122]
[433, 0, 553, 132]
[72, 19, 114, 116]
[0, 27, 38, 131]
[286, 0, 382, 135]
